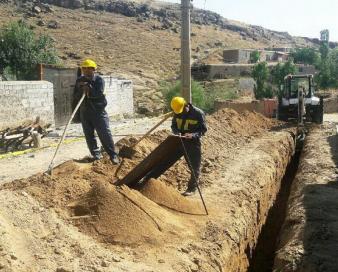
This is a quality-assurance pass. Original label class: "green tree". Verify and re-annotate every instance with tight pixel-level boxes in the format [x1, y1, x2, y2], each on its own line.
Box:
[312, 44, 336, 89]
[250, 50, 260, 63]
[328, 49, 338, 86]
[317, 48, 338, 88]
[290, 48, 320, 66]
[0, 21, 59, 80]
[271, 61, 297, 94]
[252, 62, 272, 99]
[317, 60, 332, 89]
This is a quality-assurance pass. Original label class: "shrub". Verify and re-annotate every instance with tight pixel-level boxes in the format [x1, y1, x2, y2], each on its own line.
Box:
[250, 50, 260, 63]
[0, 20, 59, 80]
[161, 80, 238, 113]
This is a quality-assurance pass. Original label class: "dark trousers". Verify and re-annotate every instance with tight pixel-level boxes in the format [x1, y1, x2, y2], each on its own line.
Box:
[146, 138, 201, 190]
[80, 106, 116, 159]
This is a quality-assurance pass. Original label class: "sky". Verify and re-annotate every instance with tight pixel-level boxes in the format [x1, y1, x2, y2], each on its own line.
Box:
[161, 0, 338, 42]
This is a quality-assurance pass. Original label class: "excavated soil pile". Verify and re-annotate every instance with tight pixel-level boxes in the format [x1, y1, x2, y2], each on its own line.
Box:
[1, 109, 279, 249]
[1, 161, 96, 210]
[140, 178, 205, 215]
[70, 181, 164, 246]
[116, 109, 279, 189]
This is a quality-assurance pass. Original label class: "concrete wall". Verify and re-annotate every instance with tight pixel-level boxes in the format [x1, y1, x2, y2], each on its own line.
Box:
[238, 50, 252, 64]
[0, 76, 133, 130]
[192, 64, 255, 80]
[0, 81, 54, 130]
[192, 64, 317, 81]
[223, 50, 240, 63]
[223, 49, 291, 64]
[238, 78, 255, 94]
[103, 76, 134, 117]
[224, 49, 256, 64]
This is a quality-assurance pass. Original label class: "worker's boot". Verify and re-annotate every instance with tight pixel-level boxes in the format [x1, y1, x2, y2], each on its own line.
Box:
[182, 186, 197, 197]
[110, 154, 120, 165]
[93, 153, 103, 161]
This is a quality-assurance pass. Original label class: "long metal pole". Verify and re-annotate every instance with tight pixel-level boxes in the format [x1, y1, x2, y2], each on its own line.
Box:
[181, 0, 191, 103]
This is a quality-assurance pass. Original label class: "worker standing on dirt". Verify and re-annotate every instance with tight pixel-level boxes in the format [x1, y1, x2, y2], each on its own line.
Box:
[145, 96, 207, 196]
[73, 59, 119, 164]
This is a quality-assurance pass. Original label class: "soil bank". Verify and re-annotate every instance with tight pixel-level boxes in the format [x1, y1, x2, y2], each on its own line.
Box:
[274, 124, 338, 272]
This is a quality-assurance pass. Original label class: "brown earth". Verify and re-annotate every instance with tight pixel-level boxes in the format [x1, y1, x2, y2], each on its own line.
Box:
[273, 124, 338, 272]
[0, 109, 298, 271]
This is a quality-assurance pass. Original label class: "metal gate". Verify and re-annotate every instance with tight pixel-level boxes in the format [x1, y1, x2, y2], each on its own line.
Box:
[42, 65, 78, 127]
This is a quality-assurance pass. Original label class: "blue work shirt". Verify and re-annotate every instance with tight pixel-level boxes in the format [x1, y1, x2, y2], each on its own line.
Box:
[73, 74, 107, 112]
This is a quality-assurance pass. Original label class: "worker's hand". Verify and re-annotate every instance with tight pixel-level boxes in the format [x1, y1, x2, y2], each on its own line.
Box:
[78, 82, 90, 96]
[182, 133, 193, 139]
[82, 85, 90, 96]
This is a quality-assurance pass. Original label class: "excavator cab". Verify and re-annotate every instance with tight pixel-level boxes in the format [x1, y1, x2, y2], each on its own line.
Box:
[277, 74, 323, 124]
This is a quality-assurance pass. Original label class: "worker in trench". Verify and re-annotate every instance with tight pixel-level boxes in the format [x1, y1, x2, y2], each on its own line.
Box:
[144, 96, 207, 196]
[72, 59, 119, 164]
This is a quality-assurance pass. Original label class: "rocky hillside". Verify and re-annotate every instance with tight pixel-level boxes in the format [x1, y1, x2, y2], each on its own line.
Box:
[0, 0, 323, 114]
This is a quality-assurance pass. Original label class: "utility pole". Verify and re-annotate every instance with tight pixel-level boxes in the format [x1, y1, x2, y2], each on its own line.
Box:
[181, 0, 191, 103]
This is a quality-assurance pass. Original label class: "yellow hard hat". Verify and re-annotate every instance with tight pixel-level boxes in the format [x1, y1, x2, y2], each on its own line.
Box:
[81, 59, 97, 69]
[170, 96, 186, 114]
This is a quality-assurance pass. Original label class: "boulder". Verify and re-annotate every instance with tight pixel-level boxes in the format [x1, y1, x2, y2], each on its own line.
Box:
[32, 6, 42, 13]
[47, 20, 59, 29]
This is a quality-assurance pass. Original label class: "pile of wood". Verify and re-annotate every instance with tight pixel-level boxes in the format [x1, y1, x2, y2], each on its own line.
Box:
[0, 117, 52, 153]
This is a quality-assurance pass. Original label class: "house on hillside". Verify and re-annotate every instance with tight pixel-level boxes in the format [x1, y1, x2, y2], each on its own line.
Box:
[223, 48, 290, 64]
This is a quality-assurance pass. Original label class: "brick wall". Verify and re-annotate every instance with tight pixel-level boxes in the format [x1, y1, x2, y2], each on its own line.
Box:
[0, 81, 54, 130]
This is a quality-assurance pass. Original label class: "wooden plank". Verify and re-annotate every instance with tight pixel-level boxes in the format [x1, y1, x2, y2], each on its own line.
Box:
[116, 135, 181, 187]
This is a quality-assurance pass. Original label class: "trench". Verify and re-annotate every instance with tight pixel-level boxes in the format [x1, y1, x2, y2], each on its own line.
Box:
[247, 143, 302, 272]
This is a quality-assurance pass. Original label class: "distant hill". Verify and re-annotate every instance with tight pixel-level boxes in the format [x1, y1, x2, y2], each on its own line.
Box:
[0, 0, 330, 113]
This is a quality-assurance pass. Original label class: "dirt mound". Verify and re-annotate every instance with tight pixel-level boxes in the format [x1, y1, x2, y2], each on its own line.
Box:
[0, 109, 278, 248]
[113, 109, 279, 189]
[70, 181, 163, 246]
[0, 108, 296, 271]
[140, 179, 205, 215]
[120, 108, 279, 189]
[69, 181, 191, 246]
[1, 159, 116, 211]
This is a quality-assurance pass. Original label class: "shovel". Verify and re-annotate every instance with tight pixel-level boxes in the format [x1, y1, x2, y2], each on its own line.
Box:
[119, 112, 173, 159]
[46, 93, 86, 175]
